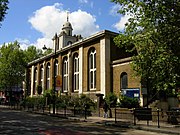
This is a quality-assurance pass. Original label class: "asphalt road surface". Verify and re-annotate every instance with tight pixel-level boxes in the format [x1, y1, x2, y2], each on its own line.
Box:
[0, 108, 170, 135]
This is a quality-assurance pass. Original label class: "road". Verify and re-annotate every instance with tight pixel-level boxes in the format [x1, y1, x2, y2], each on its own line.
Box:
[0, 108, 169, 135]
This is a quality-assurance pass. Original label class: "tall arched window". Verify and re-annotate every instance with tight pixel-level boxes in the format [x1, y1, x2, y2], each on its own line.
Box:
[54, 60, 58, 77]
[40, 65, 43, 86]
[33, 68, 37, 95]
[120, 72, 128, 89]
[63, 57, 68, 92]
[88, 48, 96, 90]
[73, 53, 79, 91]
[46, 63, 50, 90]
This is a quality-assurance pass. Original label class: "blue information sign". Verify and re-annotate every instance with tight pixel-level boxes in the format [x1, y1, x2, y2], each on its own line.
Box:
[121, 88, 140, 99]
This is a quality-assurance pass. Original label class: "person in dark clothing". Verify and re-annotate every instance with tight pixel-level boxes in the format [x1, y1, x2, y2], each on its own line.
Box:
[103, 101, 108, 118]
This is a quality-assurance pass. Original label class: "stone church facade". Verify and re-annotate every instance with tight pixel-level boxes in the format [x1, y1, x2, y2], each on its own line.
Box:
[25, 18, 141, 102]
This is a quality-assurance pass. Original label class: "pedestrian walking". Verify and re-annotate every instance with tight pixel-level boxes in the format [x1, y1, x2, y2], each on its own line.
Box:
[103, 101, 108, 118]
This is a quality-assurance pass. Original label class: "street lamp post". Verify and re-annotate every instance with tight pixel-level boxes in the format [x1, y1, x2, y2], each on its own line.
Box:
[53, 43, 57, 114]
[43, 42, 57, 114]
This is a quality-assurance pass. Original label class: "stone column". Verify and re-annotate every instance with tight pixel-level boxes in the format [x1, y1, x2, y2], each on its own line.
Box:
[30, 65, 34, 97]
[42, 61, 46, 94]
[100, 37, 111, 97]
[50, 58, 54, 89]
[37, 63, 40, 85]
[68, 51, 73, 95]
[79, 46, 83, 95]
[58, 55, 62, 95]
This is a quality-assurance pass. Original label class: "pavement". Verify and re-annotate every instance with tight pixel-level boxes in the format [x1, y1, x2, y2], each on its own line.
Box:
[1, 105, 180, 135]
[67, 116, 180, 135]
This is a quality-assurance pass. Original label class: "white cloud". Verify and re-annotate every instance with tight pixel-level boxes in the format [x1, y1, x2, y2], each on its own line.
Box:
[90, 2, 94, 8]
[78, 0, 93, 8]
[110, 4, 121, 16]
[113, 14, 130, 31]
[28, 3, 99, 49]
[110, 4, 130, 31]
[78, 0, 88, 4]
[15, 38, 33, 50]
[70, 10, 99, 37]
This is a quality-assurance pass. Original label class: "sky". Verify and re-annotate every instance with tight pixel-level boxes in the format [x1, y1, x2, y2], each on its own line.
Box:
[0, 0, 129, 50]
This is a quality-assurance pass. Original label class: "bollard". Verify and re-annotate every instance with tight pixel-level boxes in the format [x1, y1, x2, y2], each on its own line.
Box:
[157, 109, 160, 128]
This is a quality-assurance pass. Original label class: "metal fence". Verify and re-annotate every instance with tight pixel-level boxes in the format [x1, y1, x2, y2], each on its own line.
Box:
[1, 102, 179, 128]
[0, 102, 93, 119]
[114, 107, 180, 128]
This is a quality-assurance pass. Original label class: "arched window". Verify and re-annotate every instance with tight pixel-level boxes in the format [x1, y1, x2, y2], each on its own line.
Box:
[120, 72, 128, 89]
[33, 68, 37, 95]
[63, 57, 68, 92]
[88, 48, 96, 90]
[73, 53, 79, 91]
[46, 63, 50, 90]
[54, 60, 58, 77]
[40, 65, 43, 86]
[67, 41, 72, 45]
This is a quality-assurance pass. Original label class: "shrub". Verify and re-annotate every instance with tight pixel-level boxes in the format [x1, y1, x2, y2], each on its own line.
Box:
[56, 95, 71, 108]
[79, 94, 95, 109]
[105, 92, 117, 107]
[119, 96, 140, 109]
[23, 96, 45, 108]
[43, 89, 54, 105]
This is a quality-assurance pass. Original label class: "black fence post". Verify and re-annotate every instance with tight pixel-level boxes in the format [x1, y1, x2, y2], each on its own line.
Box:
[49, 105, 50, 114]
[157, 109, 160, 128]
[73, 105, 76, 117]
[133, 108, 136, 125]
[42, 105, 44, 113]
[84, 105, 87, 119]
[115, 106, 117, 123]
[64, 106, 67, 117]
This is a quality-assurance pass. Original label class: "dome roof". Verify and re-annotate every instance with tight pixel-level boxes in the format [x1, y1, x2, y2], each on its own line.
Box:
[62, 21, 72, 30]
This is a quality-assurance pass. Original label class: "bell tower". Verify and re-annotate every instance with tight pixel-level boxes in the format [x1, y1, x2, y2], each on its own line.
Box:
[53, 12, 82, 50]
[62, 12, 73, 36]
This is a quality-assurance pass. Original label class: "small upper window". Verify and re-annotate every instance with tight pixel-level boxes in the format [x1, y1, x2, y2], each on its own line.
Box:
[67, 41, 72, 45]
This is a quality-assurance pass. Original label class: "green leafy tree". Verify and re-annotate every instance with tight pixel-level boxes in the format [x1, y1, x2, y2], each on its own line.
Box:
[0, 0, 9, 27]
[0, 41, 26, 101]
[43, 47, 52, 56]
[111, 0, 180, 97]
[24, 46, 43, 63]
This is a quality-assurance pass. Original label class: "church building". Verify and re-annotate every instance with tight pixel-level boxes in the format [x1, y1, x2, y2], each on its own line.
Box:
[25, 17, 141, 103]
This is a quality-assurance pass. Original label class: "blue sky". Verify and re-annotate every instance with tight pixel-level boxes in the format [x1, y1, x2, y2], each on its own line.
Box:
[0, 0, 129, 49]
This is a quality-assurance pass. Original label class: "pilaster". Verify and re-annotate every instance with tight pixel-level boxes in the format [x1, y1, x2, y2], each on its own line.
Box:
[30, 65, 34, 97]
[79, 46, 83, 94]
[100, 37, 111, 97]
[68, 51, 73, 94]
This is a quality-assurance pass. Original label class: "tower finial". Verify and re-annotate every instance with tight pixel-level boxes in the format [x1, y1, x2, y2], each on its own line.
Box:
[67, 11, 69, 22]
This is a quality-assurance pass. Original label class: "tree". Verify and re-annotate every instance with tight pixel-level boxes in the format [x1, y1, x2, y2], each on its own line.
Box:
[0, 41, 26, 102]
[111, 0, 180, 97]
[0, 0, 9, 27]
[24, 46, 43, 63]
[43, 47, 53, 56]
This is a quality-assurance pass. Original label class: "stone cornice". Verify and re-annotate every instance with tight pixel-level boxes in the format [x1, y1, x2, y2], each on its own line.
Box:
[111, 57, 132, 65]
[27, 30, 118, 67]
